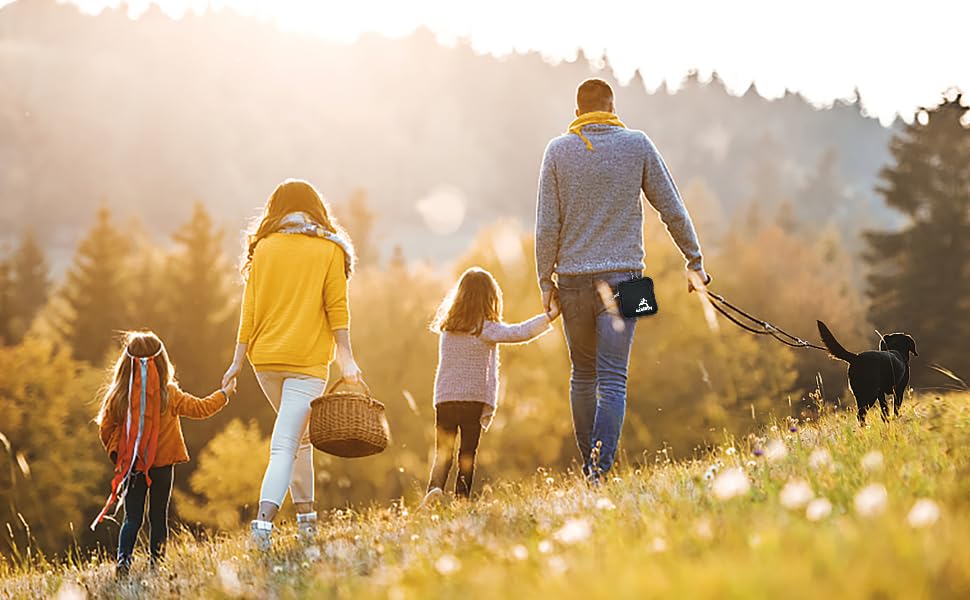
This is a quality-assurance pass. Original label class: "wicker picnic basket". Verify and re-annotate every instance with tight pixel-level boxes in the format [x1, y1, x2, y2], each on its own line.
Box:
[309, 379, 390, 458]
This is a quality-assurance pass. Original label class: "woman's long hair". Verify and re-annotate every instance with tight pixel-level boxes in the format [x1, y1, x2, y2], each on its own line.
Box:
[241, 179, 354, 276]
[96, 331, 174, 426]
[432, 267, 503, 336]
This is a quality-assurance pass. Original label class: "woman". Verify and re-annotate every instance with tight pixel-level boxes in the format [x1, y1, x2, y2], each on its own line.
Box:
[221, 179, 361, 550]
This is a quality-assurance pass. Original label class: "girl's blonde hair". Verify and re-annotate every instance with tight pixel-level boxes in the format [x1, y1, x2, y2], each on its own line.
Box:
[96, 331, 174, 426]
[241, 178, 354, 276]
[432, 267, 503, 336]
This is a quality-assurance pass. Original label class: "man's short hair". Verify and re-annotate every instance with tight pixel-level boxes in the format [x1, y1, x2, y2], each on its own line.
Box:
[576, 78, 614, 113]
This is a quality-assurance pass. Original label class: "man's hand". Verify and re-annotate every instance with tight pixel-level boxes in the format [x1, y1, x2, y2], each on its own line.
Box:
[542, 288, 559, 317]
[687, 269, 712, 293]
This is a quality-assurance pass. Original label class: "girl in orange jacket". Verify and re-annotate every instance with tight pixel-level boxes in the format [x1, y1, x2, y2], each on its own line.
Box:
[94, 331, 235, 577]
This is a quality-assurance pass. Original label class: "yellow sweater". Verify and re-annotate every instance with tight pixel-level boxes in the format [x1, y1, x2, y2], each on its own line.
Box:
[237, 233, 350, 379]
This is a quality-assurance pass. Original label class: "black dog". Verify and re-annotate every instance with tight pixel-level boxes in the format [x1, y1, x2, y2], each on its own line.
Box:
[816, 321, 918, 425]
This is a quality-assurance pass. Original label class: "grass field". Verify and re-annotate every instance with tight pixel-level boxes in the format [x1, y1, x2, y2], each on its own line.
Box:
[3, 393, 969, 599]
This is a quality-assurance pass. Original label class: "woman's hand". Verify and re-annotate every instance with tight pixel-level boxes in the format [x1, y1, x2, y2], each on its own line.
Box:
[222, 343, 248, 389]
[341, 359, 362, 384]
[222, 376, 238, 398]
[222, 361, 241, 390]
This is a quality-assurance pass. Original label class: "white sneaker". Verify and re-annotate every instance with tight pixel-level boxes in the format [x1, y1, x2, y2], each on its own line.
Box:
[296, 512, 318, 544]
[416, 487, 443, 512]
[250, 520, 273, 552]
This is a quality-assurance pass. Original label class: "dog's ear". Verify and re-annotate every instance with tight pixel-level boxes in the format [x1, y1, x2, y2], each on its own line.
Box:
[907, 335, 918, 356]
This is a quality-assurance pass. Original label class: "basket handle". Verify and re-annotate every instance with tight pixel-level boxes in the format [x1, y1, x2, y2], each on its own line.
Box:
[326, 377, 372, 397]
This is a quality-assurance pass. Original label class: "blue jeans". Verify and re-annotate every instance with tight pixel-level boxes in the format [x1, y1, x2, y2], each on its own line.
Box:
[557, 271, 638, 477]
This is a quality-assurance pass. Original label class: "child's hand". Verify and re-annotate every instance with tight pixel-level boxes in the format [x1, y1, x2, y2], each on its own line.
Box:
[222, 377, 237, 398]
[546, 296, 562, 321]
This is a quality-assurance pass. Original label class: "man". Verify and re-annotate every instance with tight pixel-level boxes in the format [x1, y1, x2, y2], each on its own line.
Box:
[535, 77, 710, 479]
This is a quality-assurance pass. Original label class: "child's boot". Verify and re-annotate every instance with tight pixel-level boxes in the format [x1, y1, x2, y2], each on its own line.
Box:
[296, 512, 318, 544]
[250, 519, 273, 552]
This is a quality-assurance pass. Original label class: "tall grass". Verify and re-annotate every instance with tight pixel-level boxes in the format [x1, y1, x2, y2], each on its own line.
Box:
[3, 393, 969, 599]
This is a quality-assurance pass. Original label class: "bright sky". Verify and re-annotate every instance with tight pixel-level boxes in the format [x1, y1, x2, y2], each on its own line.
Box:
[8, 0, 970, 124]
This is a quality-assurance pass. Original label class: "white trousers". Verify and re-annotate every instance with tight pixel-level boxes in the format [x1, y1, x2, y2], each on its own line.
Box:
[255, 371, 326, 507]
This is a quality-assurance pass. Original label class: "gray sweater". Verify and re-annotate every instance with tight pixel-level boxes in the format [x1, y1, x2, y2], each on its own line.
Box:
[535, 123, 704, 292]
[433, 315, 552, 429]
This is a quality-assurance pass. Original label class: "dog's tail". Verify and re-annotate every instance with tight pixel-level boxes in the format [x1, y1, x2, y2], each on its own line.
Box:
[817, 320, 857, 363]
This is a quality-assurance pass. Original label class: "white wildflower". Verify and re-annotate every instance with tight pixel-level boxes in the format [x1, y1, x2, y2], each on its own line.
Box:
[725, 446, 737, 456]
[779, 479, 814, 510]
[217, 561, 242, 595]
[545, 476, 555, 485]
[538, 540, 553, 554]
[808, 448, 831, 469]
[854, 483, 889, 517]
[434, 554, 461, 575]
[703, 465, 718, 481]
[693, 518, 714, 540]
[554, 518, 592, 545]
[861, 450, 884, 472]
[650, 537, 668, 553]
[907, 499, 941, 528]
[546, 555, 568, 575]
[53, 582, 86, 600]
[511, 544, 529, 560]
[765, 439, 788, 462]
[304, 545, 321, 562]
[595, 497, 616, 511]
[712, 468, 750, 500]
[805, 497, 833, 521]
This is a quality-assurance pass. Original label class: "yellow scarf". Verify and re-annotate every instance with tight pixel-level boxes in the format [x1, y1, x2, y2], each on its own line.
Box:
[567, 111, 626, 151]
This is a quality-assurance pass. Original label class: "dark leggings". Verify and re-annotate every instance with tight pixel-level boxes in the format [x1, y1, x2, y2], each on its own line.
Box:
[118, 465, 174, 564]
[428, 402, 486, 498]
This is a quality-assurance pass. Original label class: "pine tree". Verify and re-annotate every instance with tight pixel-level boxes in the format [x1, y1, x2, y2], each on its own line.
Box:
[7, 228, 50, 343]
[337, 189, 378, 268]
[164, 202, 235, 393]
[59, 207, 131, 364]
[864, 96, 970, 377]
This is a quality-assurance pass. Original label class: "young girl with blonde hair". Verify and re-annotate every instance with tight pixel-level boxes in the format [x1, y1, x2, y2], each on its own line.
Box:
[419, 267, 559, 508]
[93, 331, 234, 577]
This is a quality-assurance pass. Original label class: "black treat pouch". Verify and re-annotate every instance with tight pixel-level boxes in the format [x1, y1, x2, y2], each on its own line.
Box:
[616, 276, 659, 318]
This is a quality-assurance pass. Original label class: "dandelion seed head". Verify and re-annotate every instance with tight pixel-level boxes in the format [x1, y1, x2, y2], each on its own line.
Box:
[861, 450, 884, 472]
[779, 479, 814, 510]
[511, 544, 529, 560]
[554, 518, 592, 545]
[907, 498, 940, 528]
[595, 497, 616, 511]
[434, 554, 461, 575]
[805, 497, 833, 521]
[765, 439, 788, 462]
[712, 468, 750, 500]
[538, 540, 553, 554]
[809, 448, 831, 469]
[854, 483, 889, 517]
[650, 537, 668, 553]
[546, 555, 568, 576]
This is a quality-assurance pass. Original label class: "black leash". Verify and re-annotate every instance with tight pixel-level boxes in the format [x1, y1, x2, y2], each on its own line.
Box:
[706, 291, 828, 351]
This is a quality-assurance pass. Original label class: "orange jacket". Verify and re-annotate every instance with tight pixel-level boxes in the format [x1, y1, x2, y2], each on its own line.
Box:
[99, 383, 228, 467]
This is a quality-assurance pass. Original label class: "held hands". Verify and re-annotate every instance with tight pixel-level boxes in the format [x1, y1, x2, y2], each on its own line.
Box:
[222, 375, 237, 398]
[687, 269, 712, 294]
[542, 288, 561, 321]
[221, 360, 242, 390]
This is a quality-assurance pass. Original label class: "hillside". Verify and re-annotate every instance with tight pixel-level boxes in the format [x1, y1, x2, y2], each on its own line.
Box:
[0, 0, 898, 270]
[3, 392, 968, 599]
